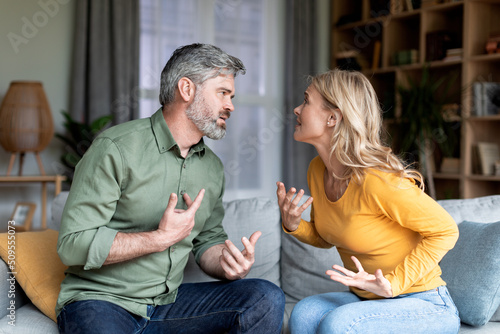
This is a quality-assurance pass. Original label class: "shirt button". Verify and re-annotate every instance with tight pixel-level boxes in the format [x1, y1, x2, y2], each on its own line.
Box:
[183, 163, 186, 168]
[171, 246, 175, 252]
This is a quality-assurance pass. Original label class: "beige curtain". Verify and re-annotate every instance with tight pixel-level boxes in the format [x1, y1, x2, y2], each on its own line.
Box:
[70, 0, 140, 125]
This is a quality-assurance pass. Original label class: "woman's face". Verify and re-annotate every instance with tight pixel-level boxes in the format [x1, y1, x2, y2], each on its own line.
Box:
[293, 85, 332, 145]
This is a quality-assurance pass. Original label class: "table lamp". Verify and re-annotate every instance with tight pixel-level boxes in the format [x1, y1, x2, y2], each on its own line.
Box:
[0, 81, 54, 176]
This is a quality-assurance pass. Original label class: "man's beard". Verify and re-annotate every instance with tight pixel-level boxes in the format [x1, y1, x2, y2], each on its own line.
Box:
[185, 92, 229, 140]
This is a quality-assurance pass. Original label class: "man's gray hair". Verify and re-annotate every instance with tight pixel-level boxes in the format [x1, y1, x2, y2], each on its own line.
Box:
[159, 43, 246, 106]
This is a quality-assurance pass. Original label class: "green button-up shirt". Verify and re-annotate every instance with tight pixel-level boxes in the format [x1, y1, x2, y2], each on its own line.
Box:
[56, 109, 227, 318]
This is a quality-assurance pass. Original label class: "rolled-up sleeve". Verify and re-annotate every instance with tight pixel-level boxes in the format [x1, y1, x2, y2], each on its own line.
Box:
[57, 137, 123, 269]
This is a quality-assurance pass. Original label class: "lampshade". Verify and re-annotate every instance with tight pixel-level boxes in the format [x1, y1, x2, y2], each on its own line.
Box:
[0, 81, 54, 153]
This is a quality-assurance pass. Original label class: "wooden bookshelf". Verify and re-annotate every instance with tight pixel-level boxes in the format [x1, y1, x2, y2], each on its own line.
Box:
[330, 0, 500, 199]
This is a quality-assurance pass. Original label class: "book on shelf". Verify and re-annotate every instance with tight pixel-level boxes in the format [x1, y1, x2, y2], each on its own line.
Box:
[426, 31, 457, 62]
[391, 49, 418, 66]
[420, 0, 440, 9]
[442, 48, 463, 62]
[405, 0, 414, 11]
[472, 82, 500, 116]
[372, 40, 381, 69]
[484, 83, 500, 115]
[474, 142, 500, 175]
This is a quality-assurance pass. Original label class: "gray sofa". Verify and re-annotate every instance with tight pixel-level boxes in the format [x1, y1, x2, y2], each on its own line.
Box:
[1, 192, 499, 333]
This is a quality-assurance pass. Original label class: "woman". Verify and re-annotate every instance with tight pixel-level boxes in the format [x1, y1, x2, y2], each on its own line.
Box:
[277, 69, 460, 333]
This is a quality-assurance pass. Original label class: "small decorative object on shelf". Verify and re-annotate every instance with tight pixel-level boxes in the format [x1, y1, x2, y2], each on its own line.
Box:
[0, 81, 54, 176]
[10, 202, 36, 232]
[441, 103, 461, 122]
[485, 33, 500, 54]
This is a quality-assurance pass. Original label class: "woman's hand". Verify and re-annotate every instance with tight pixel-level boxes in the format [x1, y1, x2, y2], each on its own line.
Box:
[276, 182, 313, 232]
[326, 256, 393, 298]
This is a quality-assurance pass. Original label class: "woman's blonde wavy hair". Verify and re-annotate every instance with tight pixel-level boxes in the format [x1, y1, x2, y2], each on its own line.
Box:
[309, 68, 424, 189]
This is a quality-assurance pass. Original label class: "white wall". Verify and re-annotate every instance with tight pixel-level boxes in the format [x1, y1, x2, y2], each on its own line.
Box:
[0, 0, 75, 230]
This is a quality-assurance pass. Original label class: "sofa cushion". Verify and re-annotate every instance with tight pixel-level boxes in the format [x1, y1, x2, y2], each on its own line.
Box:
[437, 195, 500, 225]
[183, 197, 282, 287]
[438, 195, 500, 323]
[440, 221, 500, 327]
[280, 194, 347, 305]
[281, 231, 347, 303]
[0, 229, 67, 322]
[0, 303, 58, 333]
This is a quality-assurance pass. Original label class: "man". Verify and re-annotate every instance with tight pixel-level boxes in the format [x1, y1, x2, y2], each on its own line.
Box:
[56, 43, 285, 333]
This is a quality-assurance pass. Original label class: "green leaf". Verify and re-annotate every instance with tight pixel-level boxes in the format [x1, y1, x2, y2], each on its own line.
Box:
[55, 110, 113, 183]
[90, 115, 113, 133]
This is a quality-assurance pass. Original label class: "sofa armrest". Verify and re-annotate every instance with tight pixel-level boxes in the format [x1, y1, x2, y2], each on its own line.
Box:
[0, 260, 30, 320]
[49, 191, 69, 231]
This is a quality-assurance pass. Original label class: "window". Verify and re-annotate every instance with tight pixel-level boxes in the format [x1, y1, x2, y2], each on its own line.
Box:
[139, 0, 285, 201]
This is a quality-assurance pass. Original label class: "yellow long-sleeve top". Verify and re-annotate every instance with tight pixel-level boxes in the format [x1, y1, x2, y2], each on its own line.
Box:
[288, 156, 459, 299]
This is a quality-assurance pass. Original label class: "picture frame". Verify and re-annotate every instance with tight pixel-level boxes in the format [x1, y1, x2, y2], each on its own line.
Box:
[10, 202, 36, 232]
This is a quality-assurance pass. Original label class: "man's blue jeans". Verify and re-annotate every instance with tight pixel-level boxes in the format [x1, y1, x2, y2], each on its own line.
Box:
[57, 278, 285, 334]
[290, 286, 460, 334]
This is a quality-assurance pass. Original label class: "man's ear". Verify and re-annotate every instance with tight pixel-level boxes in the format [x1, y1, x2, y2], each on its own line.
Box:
[178, 77, 195, 102]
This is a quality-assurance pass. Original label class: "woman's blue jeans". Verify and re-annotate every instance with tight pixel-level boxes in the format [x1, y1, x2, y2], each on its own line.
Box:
[290, 286, 460, 334]
[57, 278, 285, 334]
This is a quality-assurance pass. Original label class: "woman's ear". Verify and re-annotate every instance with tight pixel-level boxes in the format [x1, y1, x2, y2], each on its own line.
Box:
[327, 109, 342, 127]
[178, 77, 195, 102]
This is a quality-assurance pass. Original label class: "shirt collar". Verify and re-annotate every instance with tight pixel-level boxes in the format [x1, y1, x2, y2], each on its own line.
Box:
[151, 108, 206, 158]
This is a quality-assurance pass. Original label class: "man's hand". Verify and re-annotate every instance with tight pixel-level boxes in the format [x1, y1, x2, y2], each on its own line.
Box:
[326, 256, 393, 298]
[220, 231, 262, 280]
[276, 182, 313, 232]
[155, 189, 205, 250]
[200, 231, 262, 280]
[104, 189, 205, 265]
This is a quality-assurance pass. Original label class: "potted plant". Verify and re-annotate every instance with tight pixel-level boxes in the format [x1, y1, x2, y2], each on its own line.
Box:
[55, 111, 113, 183]
[396, 64, 459, 198]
